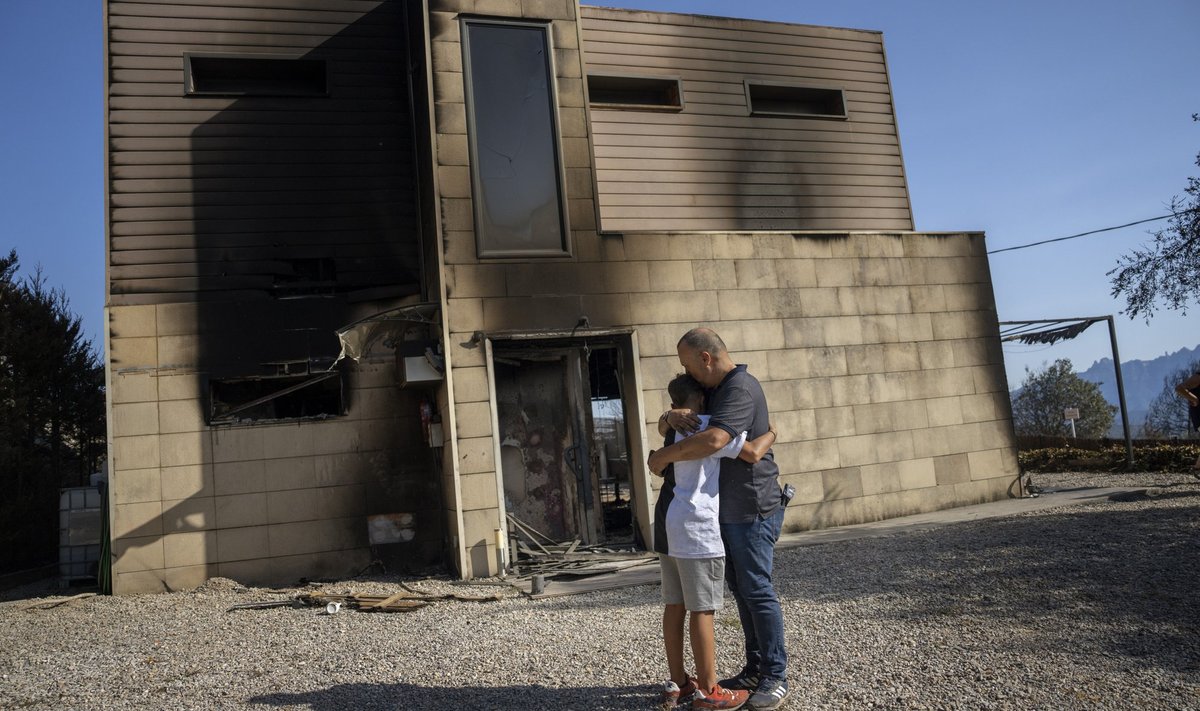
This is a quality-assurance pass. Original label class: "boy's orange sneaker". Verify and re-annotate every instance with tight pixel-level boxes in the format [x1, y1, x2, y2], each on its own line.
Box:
[692, 683, 749, 710]
[660, 676, 699, 710]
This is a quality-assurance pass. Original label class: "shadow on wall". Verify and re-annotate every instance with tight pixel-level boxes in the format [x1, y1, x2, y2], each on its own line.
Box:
[187, 0, 442, 581]
[110, 0, 444, 587]
[183, 0, 421, 393]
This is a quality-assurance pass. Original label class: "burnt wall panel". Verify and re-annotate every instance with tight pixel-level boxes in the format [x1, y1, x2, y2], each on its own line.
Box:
[579, 6, 914, 232]
[104, 0, 444, 593]
[107, 0, 421, 303]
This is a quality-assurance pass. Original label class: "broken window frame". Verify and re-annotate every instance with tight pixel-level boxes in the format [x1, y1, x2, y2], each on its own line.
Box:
[460, 18, 572, 259]
[208, 371, 344, 425]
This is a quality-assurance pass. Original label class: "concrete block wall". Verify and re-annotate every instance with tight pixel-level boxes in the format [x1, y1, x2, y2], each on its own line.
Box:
[440, 230, 1018, 546]
[105, 303, 437, 594]
[622, 232, 1019, 531]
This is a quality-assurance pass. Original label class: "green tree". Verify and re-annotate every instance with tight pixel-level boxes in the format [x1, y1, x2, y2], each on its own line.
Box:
[1109, 114, 1200, 319]
[0, 250, 106, 573]
[1011, 358, 1116, 438]
[1140, 359, 1200, 438]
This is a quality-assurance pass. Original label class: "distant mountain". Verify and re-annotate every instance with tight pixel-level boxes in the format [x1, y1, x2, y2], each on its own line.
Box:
[1007, 345, 1200, 437]
[1078, 345, 1200, 436]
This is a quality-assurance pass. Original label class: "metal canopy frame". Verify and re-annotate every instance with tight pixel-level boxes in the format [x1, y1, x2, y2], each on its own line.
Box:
[998, 315, 1133, 469]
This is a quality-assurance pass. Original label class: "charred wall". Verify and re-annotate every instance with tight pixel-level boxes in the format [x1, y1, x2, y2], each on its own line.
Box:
[108, 0, 422, 305]
[104, 0, 445, 593]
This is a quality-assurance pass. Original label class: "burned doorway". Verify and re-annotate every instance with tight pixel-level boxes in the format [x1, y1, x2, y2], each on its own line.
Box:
[491, 336, 640, 549]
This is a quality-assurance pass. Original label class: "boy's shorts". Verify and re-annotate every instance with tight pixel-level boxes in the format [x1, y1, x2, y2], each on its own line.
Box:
[660, 554, 725, 611]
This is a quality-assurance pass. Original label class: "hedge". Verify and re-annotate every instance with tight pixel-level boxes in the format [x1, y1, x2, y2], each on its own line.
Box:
[1019, 441, 1200, 472]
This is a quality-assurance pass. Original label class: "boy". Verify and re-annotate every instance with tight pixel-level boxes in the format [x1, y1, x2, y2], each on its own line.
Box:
[654, 373, 777, 710]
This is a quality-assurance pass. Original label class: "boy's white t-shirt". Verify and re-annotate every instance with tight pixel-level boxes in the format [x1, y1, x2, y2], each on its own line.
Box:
[665, 415, 747, 559]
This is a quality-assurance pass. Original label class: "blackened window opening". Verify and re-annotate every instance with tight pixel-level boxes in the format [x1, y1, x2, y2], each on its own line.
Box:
[273, 258, 337, 299]
[209, 373, 343, 424]
[587, 74, 683, 110]
[745, 82, 847, 118]
[185, 54, 329, 96]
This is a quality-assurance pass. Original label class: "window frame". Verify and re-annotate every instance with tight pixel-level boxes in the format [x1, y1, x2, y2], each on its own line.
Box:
[183, 52, 330, 98]
[743, 79, 848, 120]
[586, 73, 685, 112]
[207, 372, 345, 425]
[459, 18, 572, 259]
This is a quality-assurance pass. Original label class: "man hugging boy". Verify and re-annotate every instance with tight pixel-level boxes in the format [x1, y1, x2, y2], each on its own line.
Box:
[653, 373, 777, 710]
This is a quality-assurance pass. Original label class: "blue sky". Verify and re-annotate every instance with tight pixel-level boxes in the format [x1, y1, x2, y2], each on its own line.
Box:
[2, 0, 1197, 388]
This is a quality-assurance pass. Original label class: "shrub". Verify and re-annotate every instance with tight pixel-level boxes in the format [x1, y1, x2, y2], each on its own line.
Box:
[1019, 441, 1200, 472]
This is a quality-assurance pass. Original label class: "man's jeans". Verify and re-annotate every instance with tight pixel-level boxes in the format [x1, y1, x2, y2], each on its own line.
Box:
[721, 506, 788, 681]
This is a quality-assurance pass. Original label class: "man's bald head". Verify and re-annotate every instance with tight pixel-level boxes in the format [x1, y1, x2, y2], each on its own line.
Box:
[676, 327, 734, 388]
[678, 328, 727, 357]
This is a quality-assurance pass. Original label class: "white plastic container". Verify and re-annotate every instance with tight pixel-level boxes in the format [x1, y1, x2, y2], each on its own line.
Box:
[59, 487, 102, 585]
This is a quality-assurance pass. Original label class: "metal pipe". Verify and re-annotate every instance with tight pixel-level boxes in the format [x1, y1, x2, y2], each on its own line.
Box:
[494, 528, 507, 578]
[1106, 316, 1134, 469]
[997, 317, 1112, 325]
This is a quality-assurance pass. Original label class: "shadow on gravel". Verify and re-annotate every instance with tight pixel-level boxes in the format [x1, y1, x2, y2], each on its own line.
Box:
[774, 493, 1200, 672]
[248, 682, 648, 710]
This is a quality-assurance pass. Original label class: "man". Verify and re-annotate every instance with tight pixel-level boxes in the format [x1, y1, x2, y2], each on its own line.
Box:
[648, 328, 790, 711]
[1175, 371, 1200, 472]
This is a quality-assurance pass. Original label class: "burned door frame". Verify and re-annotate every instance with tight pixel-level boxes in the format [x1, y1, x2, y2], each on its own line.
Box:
[482, 329, 652, 558]
[491, 347, 594, 545]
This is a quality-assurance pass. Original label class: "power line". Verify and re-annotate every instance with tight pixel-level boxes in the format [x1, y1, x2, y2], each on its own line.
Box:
[986, 207, 1199, 255]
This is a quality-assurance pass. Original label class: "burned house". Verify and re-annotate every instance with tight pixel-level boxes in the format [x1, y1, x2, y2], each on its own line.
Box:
[103, 0, 1020, 593]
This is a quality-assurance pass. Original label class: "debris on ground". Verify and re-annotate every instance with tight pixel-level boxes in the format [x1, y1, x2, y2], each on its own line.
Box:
[21, 593, 96, 611]
[505, 513, 657, 590]
[226, 579, 507, 613]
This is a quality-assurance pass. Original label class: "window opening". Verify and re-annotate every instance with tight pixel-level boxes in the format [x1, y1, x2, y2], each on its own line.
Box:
[209, 372, 343, 424]
[461, 20, 570, 257]
[273, 258, 337, 299]
[745, 81, 847, 119]
[184, 54, 329, 97]
[587, 74, 683, 111]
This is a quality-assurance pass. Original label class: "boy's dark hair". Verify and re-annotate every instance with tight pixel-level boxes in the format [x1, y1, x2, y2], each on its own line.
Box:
[667, 373, 703, 407]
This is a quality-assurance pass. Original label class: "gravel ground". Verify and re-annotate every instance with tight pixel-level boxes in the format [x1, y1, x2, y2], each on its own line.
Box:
[2, 470, 1198, 710]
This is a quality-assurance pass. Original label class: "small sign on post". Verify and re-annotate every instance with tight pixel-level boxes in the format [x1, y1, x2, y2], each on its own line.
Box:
[1063, 408, 1080, 438]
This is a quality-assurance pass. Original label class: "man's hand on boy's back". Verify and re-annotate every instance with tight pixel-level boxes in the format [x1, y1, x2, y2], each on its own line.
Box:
[648, 427, 731, 475]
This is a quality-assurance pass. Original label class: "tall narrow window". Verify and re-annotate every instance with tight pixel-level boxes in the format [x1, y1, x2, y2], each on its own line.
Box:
[461, 20, 570, 258]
